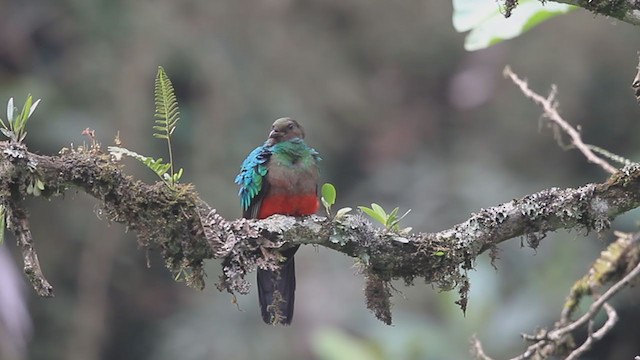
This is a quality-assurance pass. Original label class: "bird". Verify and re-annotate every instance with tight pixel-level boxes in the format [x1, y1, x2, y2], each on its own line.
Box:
[235, 117, 320, 325]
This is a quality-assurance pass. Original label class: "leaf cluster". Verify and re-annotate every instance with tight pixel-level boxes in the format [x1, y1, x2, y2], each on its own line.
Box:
[0, 95, 41, 142]
[358, 203, 411, 233]
[321, 183, 411, 232]
[0, 95, 42, 245]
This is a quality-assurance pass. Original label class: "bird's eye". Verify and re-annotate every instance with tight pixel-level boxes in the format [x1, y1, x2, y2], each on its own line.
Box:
[288, 123, 294, 130]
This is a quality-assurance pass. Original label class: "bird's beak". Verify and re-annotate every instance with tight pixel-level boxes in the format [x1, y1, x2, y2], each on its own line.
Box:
[269, 129, 281, 139]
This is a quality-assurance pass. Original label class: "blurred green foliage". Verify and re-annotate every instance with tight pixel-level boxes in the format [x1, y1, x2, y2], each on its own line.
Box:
[312, 328, 383, 360]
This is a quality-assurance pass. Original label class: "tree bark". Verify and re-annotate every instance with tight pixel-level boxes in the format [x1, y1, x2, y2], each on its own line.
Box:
[2, 140, 640, 323]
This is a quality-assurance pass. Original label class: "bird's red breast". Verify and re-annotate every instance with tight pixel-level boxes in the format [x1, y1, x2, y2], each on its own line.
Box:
[257, 194, 319, 219]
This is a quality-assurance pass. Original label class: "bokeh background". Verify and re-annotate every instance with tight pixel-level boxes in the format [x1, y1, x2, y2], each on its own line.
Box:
[0, 1, 639, 359]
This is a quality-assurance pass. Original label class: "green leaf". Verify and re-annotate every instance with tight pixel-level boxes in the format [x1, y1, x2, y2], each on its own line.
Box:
[359, 205, 387, 226]
[370, 203, 387, 221]
[321, 198, 331, 212]
[1, 128, 14, 140]
[386, 207, 400, 227]
[154, 66, 181, 139]
[17, 95, 33, 131]
[389, 208, 411, 229]
[452, 0, 575, 51]
[28, 99, 41, 118]
[6, 97, 14, 121]
[321, 183, 336, 206]
[335, 207, 352, 219]
[3, 95, 40, 143]
[153, 66, 183, 188]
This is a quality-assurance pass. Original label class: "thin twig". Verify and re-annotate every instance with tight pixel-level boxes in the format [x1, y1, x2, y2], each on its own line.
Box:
[552, 261, 640, 340]
[511, 337, 545, 360]
[507, 259, 640, 360]
[470, 334, 496, 360]
[503, 66, 618, 174]
[565, 303, 618, 360]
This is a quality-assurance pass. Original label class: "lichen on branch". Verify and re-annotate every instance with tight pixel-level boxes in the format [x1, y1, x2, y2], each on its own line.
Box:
[2, 140, 640, 323]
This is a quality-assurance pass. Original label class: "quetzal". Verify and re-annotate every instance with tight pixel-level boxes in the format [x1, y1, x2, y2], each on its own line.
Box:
[235, 118, 320, 325]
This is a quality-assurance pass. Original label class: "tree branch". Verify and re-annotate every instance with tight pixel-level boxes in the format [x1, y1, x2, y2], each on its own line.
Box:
[2, 137, 640, 323]
[504, 0, 640, 26]
[552, 0, 640, 26]
[506, 236, 639, 360]
[7, 204, 53, 297]
[468, 66, 640, 359]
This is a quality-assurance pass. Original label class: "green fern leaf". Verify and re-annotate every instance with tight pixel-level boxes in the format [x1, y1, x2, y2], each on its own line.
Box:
[107, 146, 172, 179]
[153, 66, 181, 186]
[154, 67, 180, 139]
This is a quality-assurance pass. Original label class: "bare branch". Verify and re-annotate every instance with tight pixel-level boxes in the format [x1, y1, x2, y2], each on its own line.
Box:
[471, 66, 640, 359]
[483, 237, 640, 360]
[470, 334, 496, 360]
[503, 66, 618, 174]
[558, 257, 640, 339]
[565, 303, 618, 360]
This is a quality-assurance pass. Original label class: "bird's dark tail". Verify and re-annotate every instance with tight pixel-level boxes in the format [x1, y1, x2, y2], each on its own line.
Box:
[257, 246, 299, 325]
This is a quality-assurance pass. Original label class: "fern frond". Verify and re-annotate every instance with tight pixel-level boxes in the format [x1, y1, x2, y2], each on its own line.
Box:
[153, 66, 181, 184]
[108, 146, 171, 179]
[154, 67, 180, 139]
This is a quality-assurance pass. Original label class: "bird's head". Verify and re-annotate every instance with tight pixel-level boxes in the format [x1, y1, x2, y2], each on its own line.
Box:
[267, 117, 305, 144]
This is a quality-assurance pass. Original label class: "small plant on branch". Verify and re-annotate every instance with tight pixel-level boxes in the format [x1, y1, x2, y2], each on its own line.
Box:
[320, 183, 352, 220]
[0, 95, 41, 143]
[152, 66, 183, 185]
[108, 66, 184, 189]
[0, 95, 42, 245]
[359, 203, 411, 233]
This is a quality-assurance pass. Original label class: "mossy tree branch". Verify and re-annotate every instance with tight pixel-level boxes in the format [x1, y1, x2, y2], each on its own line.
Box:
[2, 139, 640, 323]
[552, 0, 640, 26]
[506, 0, 640, 26]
